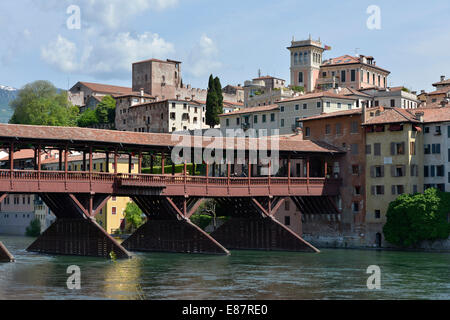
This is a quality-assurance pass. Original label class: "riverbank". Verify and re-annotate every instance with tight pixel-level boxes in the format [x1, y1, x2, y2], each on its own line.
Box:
[303, 235, 450, 253]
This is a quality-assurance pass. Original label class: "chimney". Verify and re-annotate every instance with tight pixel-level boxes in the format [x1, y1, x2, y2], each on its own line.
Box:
[140, 88, 144, 103]
[441, 75, 446, 82]
[415, 111, 424, 122]
[421, 90, 426, 94]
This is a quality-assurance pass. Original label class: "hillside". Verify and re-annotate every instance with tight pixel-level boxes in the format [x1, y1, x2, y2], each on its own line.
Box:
[0, 85, 17, 123]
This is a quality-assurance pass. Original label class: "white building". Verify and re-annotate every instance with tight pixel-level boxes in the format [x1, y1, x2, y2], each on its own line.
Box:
[361, 87, 420, 109]
[220, 91, 359, 136]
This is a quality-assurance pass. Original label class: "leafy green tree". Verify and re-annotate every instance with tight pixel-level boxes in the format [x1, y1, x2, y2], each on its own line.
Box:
[383, 188, 450, 247]
[95, 95, 116, 125]
[124, 202, 144, 232]
[9, 80, 78, 126]
[26, 219, 41, 237]
[77, 108, 98, 127]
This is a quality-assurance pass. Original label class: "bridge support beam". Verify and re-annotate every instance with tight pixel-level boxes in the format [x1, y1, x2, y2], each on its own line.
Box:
[210, 198, 319, 253]
[27, 193, 130, 259]
[0, 242, 14, 262]
[122, 196, 230, 255]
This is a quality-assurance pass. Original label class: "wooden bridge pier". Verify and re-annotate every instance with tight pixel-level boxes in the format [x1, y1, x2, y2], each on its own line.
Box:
[122, 196, 230, 255]
[0, 241, 15, 262]
[210, 197, 320, 253]
[27, 193, 131, 259]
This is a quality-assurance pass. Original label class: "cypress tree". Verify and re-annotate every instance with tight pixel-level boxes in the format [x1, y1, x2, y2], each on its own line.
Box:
[206, 74, 218, 128]
[214, 77, 224, 118]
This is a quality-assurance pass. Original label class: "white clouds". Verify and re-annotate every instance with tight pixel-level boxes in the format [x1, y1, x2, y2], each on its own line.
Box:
[41, 36, 79, 73]
[35, 0, 179, 30]
[41, 32, 175, 78]
[186, 34, 222, 78]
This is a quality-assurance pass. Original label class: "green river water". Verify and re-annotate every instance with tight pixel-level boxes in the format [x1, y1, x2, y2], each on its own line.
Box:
[0, 235, 448, 300]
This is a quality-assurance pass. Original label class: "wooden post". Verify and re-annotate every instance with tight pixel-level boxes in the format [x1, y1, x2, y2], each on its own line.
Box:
[58, 149, 63, 171]
[114, 150, 118, 175]
[83, 151, 87, 172]
[89, 146, 93, 185]
[128, 154, 132, 174]
[324, 161, 328, 179]
[288, 156, 291, 194]
[161, 153, 165, 175]
[138, 151, 142, 174]
[306, 156, 310, 187]
[64, 146, 68, 190]
[9, 142, 14, 172]
[37, 144, 41, 190]
[150, 154, 154, 174]
[106, 152, 110, 173]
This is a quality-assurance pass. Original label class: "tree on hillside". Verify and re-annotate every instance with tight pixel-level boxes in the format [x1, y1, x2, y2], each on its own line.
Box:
[77, 108, 99, 128]
[95, 95, 116, 125]
[9, 80, 78, 127]
[205, 74, 224, 128]
[383, 188, 450, 247]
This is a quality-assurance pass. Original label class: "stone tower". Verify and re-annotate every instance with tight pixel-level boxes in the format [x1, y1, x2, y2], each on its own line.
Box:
[287, 36, 324, 92]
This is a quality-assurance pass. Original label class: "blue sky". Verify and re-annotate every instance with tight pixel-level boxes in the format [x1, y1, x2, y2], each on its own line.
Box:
[0, 0, 449, 92]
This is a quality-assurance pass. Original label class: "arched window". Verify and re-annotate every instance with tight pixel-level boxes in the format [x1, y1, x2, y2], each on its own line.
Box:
[298, 72, 304, 84]
[299, 53, 303, 65]
[303, 52, 308, 64]
[294, 53, 298, 65]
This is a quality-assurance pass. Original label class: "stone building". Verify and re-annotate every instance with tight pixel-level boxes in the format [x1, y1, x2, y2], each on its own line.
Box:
[116, 99, 209, 133]
[287, 37, 391, 92]
[301, 109, 366, 247]
[243, 76, 298, 108]
[362, 107, 424, 247]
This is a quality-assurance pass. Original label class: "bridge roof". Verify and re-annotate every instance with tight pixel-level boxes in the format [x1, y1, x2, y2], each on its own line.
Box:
[0, 124, 343, 155]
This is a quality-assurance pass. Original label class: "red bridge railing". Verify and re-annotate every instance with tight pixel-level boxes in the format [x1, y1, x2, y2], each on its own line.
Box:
[0, 169, 340, 195]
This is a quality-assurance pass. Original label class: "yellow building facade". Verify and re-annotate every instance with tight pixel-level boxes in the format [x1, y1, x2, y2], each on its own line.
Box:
[42, 153, 138, 234]
[363, 108, 424, 247]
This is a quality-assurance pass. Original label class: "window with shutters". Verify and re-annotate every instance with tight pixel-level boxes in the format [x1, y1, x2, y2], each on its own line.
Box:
[437, 165, 445, 177]
[372, 185, 384, 195]
[374, 143, 381, 156]
[410, 142, 416, 155]
[350, 121, 359, 133]
[352, 202, 360, 213]
[374, 166, 384, 178]
[393, 165, 405, 177]
[336, 123, 342, 135]
[375, 210, 381, 219]
[392, 185, 405, 195]
[354, 186, 361, 195]
[391, 142, 405, 155]
[366, 145, 372, 155]
[410, 164, 419, 177]
[351, 144, 359, 155]
[284, 216, 291, 226]
[285, 200, 290, 211]
[431, 144, 441, 154]
[325, 124, 331, 135]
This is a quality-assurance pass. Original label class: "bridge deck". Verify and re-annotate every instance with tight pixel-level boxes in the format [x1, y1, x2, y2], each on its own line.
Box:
[0, 170, 340, 197]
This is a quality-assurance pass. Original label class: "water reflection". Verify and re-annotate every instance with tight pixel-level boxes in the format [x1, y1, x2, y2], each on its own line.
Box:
[0, 236, 449, 300]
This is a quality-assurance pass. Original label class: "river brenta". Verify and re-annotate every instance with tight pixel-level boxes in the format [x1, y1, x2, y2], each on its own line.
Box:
[0, 235, 448, 300]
